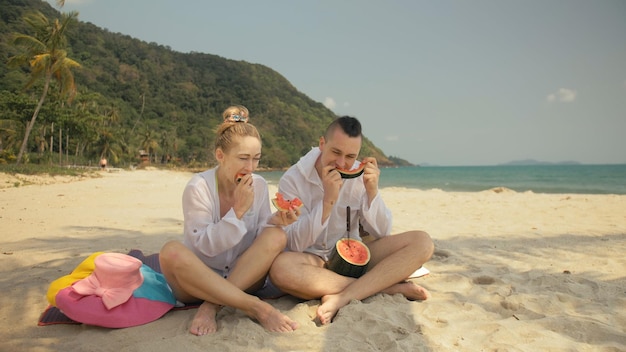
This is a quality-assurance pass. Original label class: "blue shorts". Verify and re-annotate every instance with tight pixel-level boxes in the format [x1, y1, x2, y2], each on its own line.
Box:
[253, 276, 286, 299]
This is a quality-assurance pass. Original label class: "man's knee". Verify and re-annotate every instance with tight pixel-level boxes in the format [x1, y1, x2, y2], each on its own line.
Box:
[269, 252, 313, 287]
[410, 230, 434, 259]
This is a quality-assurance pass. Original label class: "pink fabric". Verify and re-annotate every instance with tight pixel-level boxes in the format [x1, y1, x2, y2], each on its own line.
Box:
[55, 286, 174, 328]
[72, 253, 143, 309]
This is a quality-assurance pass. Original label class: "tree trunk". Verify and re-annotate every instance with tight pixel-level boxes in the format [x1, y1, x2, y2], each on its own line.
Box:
[16, 73, 52, 165]
[58, 127, 62, 165]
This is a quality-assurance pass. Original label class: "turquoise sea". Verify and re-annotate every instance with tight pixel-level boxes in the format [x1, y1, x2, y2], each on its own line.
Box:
[258, 164, 626, 195]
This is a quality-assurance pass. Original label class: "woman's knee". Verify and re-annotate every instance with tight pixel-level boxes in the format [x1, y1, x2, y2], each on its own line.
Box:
[257, 227, 288, 252]
[160, 240, 190, 266]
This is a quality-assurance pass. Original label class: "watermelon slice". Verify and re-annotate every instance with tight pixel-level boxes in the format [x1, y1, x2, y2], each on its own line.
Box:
[235, 173, 247, 184]
[335, 163, 365, 179]
[327, 238, 371, 278]
[271, 193, 303, 212]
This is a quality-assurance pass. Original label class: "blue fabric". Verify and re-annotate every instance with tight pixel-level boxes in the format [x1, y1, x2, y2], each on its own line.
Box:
[132, 265, 177, 305]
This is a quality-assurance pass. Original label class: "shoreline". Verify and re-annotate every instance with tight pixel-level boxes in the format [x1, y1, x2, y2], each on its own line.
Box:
[3, 168, 624, 196]
[4, 162, 625, 195]
[1, 169, 624, 351]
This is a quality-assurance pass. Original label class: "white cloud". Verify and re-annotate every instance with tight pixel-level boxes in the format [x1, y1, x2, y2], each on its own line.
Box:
[323, 97, 336, 110]
[547, 88, 577, 103]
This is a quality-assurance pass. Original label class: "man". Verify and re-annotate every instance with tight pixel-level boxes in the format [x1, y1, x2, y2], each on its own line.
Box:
[269, 116, 434, 325]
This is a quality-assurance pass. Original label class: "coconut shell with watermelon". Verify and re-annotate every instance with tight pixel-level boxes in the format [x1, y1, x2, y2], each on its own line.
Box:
[271, 193, 303, 212]
[335, 163, 365, 179]
[327, 238, 371, 278]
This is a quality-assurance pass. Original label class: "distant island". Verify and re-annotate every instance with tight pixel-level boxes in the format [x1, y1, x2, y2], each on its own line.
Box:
[412, 159, 583, 167]
[387, 156, 415, 167]
[498, 159, 581, 166]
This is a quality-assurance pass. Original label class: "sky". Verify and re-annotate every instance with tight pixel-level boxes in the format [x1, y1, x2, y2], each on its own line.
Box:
[46, 0, 626, 166]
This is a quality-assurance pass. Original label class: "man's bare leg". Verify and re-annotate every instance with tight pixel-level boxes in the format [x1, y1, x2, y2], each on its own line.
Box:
[317, 230, 433, 324]
[382, 281, 431, 300]
[269, 251, 355, 300]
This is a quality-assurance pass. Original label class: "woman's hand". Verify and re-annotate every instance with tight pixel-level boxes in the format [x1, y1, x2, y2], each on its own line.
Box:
[268, 206, 301, 226]
[233, 174, 255, 218]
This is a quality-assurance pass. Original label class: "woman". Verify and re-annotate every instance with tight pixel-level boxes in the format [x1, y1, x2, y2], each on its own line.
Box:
[159, 108, 299, 335]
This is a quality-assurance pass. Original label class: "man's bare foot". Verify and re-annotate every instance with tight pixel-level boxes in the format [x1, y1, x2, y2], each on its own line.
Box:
[189, 301, 220, 336]
[383, 281, 430, 300]
[316, 294, 350, 325]
[248, 299, 299, 332]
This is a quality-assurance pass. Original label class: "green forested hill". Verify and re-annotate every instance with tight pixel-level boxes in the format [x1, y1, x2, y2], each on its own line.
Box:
[0, 0, 400, 168]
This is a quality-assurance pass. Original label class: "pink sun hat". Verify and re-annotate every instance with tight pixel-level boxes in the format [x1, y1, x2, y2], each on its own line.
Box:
[72, 253, 144, 310]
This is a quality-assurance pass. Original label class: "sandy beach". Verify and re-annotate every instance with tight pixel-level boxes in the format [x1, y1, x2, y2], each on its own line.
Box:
[1, 169, 624, 351]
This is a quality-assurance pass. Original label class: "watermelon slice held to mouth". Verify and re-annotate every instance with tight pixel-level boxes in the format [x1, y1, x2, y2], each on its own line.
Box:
[335, 163, 365, 179]
[235, 173, 247, 184]
[272, 193, 303, 212]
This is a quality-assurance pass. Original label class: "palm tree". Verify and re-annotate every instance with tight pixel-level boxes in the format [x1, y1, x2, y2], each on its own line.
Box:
[140, 128, 159, 164]
[0, 119, 19, 155]
[7, 11, 80, 164]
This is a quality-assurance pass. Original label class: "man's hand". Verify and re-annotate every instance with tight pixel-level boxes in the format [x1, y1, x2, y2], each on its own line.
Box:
[318, 165, 343, 223]
[322, 165, 343, 206]
[361, 157, 380, 205]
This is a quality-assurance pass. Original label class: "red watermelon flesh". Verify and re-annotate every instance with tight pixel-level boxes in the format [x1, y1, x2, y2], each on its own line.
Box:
[272, 193, 303, 211]
[327, 238, 371, 278]
[336, 163, 365, 179]
[336, 239, 370, 265]
[235, 173, 247, 184]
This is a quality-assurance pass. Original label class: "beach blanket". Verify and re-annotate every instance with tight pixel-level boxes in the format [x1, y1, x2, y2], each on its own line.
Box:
[39, 251, 431, 326]
[38, 249, 194, 326]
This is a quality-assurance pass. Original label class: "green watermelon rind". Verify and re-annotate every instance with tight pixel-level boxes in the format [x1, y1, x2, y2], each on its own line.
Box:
[271, 195, 302, 212]
[336, 163, 365, 179]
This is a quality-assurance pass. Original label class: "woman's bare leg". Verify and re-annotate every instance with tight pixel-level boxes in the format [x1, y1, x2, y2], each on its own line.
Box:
[159, 240, 298, 334]
[227, 227, 287, 290]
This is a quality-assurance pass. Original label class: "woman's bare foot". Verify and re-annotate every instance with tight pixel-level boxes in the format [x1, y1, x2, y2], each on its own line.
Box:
[316, 294, 350, 325]
[247, 299, 299, 332]
[189, 301, 220, 336]
[383, 281, 430, 300]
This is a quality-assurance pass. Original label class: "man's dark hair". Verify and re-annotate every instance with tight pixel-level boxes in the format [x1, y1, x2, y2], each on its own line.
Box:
[325, 116, 362, 139]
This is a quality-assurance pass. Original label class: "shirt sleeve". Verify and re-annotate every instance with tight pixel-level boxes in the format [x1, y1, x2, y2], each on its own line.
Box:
[279, 169, 329, 252]
[359, 190, 393, 239]
[255, 176, 275, 233]
[182, 175, 247, 257]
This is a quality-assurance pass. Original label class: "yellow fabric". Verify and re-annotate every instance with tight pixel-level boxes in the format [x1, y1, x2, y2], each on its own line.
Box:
[46, 252, 104, 306]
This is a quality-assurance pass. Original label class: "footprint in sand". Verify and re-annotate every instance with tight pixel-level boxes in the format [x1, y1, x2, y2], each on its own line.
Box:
[473, 275, 496, 285]
[432, 249, 451, 261]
